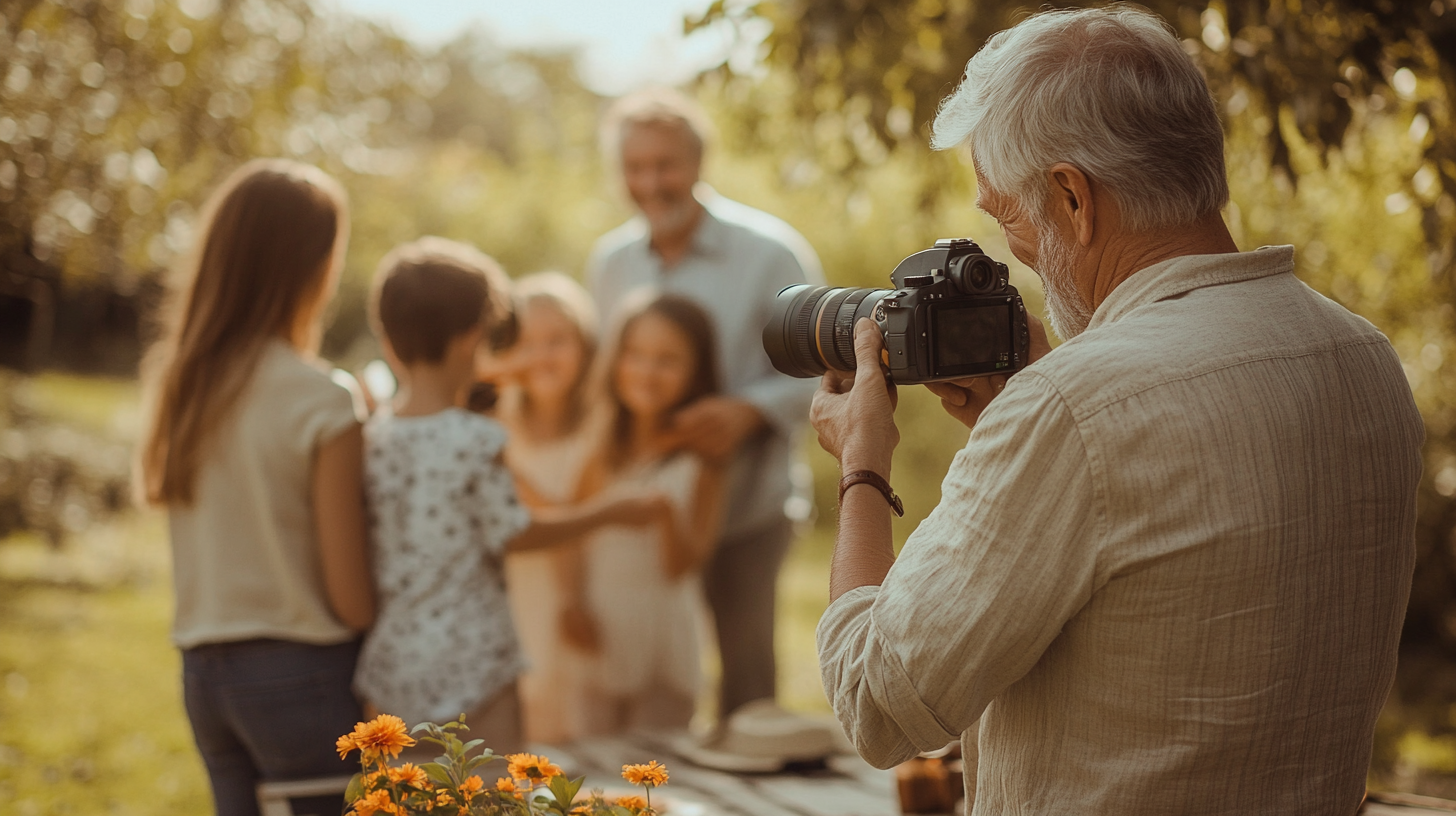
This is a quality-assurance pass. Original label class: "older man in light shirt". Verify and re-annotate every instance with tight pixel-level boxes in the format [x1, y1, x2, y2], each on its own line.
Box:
[810, 7, 1423, 815]
[586, 89, 823, 721]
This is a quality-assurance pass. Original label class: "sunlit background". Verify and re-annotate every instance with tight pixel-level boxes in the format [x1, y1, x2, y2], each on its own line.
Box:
[1, 0, 1454, 812]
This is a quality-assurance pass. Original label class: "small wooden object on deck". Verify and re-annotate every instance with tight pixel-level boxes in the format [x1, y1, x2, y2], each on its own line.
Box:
[895, 754, 960, 815]
[255, 775, 353, 816]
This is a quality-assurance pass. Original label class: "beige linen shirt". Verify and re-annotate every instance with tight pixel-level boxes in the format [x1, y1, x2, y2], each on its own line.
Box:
[169, 340, 364, 649]
[818, 246, 1423, 815]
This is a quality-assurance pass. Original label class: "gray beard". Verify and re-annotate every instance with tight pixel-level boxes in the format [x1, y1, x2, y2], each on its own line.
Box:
[1036, 229, 1095, 341]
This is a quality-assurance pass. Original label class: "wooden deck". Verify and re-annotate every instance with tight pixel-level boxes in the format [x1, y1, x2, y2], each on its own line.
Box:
[539, 732, 1456, 816]
[541, 732, 899, 816]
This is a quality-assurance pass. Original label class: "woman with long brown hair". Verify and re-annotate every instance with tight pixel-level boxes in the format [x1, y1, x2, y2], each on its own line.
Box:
[137, 159, 373, 816]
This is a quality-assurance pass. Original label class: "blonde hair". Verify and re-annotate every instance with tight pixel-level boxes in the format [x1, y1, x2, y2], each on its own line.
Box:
[138, 159, 347, 506]
[498, 271, 598, 436]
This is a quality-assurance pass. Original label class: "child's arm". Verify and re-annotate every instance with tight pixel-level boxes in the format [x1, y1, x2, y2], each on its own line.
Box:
[553, 456, 608, 654]
[661, 460, 729, 580]
[507, 488, 671, 553]
[313, 424, 377, 631]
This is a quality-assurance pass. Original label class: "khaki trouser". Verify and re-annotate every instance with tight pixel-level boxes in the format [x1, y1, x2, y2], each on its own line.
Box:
[703, 517, 794, 720]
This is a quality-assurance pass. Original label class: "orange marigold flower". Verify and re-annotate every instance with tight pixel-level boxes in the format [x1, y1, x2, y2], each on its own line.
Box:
[505, 752, 563, 784]
[387, 763, 430, 788]
[495, 778, 517, 793]
[621, 761, 669, 787]
[336, 734, 359, 760]
[459, 775, 484, 800]
[352, 789, 398, 816]
[616, 794, 648, 809]
[349, 714, 416, 761]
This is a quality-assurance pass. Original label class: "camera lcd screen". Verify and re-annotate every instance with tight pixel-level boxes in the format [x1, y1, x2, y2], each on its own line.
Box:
[931, 302, 1013, 377]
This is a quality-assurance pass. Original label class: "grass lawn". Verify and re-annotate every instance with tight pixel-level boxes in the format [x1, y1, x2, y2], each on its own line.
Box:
[0, 511, 840, 815]
[0, 515, 210, 815]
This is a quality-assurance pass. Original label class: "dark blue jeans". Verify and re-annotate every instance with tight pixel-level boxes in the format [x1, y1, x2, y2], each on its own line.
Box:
[182, 638, 362, 816]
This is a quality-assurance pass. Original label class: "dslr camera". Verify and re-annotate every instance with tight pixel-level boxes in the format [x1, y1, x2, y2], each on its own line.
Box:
[763, 238, 1031, 385]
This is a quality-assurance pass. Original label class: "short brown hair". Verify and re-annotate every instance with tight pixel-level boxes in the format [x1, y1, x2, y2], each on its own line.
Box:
[370, 236, 514, 365]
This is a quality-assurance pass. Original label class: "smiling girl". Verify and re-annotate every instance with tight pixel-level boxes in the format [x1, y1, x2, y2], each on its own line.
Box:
[498, 272, 600, 743]
[571, 291, 728, 733]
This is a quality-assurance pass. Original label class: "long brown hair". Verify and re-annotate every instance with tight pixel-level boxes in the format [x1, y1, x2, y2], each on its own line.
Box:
[137, 159, 348, 506]
[498, 271, 599, 437]
[598, 290, 719, 470]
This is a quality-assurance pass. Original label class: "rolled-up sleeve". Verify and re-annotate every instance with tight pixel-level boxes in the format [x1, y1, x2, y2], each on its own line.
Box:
[816, 370, 1103, 768]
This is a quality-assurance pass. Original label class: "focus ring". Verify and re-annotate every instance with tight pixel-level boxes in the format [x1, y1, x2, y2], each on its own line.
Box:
[791, 286, 829, 375]
[832, 290, 872, 368]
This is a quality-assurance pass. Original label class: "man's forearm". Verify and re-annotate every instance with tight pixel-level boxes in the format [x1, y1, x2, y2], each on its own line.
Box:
[830, 451, 897, 601]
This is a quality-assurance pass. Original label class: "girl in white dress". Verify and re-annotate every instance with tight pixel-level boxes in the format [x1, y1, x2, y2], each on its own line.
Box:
[498, 272, 599, 743]
[568, 291, 728, 733]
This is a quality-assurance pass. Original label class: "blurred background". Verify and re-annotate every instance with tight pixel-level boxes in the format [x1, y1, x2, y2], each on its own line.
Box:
[0, 0, 1453, 812]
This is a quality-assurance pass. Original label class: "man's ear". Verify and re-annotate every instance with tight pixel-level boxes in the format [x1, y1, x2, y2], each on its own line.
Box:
[1048, 162, 1095, 247]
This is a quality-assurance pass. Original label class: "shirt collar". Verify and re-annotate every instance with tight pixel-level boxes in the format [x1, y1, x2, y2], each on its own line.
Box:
[1087, 245, 1295, 330]
[687, 204, 729, 258]
[633, 185, 730, 266]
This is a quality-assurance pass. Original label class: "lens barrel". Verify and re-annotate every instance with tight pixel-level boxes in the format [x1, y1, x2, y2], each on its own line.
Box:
[763, 284, 889, 378]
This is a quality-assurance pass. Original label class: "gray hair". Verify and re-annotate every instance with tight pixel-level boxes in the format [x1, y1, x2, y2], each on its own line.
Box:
[600, 87, 716, 162]
[931, 5, 1228, 232]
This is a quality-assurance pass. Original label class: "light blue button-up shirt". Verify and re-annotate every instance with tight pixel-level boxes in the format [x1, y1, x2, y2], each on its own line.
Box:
[586, 187, 824, 538]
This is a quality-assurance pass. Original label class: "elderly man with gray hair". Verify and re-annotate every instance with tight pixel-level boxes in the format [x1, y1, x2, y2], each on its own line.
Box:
[811, 6, 1422, 814]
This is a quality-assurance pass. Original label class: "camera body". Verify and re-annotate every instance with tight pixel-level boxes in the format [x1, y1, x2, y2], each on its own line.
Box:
[762, 238, 1031, 385]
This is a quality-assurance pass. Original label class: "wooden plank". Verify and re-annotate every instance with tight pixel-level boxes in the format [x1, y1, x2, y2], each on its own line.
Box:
[1363, 792, 1456, 815]
[548, 736, 792, 816]
[749, 775, 900, 816]
[540, 732, 904, 816]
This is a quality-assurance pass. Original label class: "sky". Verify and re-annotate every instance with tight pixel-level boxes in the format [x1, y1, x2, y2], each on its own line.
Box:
[328, 0, 756, 95]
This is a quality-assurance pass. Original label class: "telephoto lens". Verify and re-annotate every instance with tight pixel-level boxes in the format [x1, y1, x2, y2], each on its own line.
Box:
[760, 284, 892, 378]
[762, 237, 1030, 385]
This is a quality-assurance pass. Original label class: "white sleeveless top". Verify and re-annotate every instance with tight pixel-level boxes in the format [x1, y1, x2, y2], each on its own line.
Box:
[583, 452, 706, 697]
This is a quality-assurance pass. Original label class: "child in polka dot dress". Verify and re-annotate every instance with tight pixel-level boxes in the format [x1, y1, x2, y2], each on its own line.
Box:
[354, 238, 669, 756]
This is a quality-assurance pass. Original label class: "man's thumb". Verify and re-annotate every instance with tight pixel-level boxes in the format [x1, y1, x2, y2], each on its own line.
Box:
[852, 317, 884, 374]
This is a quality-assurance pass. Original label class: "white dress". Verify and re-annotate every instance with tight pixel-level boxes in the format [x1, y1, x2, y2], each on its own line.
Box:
[356, 408, 531, 725]
[583, 452, 705, 703]
[503, 431, 592, 742]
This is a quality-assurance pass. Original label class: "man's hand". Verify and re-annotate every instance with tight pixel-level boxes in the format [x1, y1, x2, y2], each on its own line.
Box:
[924, 309, 1053, 430]
[668, 396, 764, 462]
[810, 318, 900, 476]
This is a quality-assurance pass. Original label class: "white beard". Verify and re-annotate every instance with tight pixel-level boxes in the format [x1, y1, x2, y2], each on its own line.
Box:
[1035, 228, 1095, 341]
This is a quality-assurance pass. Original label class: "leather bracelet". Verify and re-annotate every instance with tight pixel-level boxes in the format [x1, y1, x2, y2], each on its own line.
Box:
[839, 470, 904, 517]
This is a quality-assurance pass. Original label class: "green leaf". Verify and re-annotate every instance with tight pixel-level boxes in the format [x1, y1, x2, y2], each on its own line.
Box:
[423, 762, 455, 785]
[461, 738, 485, 752]
[344, 772, 366, 803]
[548, 774, 584, 808]
[463, 752, 503, 774]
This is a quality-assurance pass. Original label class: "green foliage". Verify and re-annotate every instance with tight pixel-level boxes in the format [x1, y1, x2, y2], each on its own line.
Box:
[0, 512, 209, 815]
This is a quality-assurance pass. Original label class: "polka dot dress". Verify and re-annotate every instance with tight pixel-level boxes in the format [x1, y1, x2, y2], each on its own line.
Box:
[355, 408, 531, 724]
